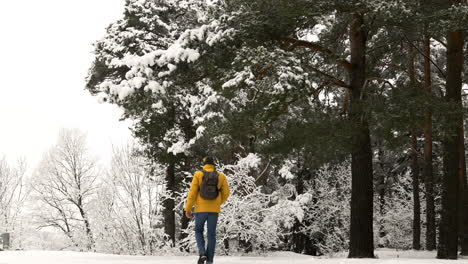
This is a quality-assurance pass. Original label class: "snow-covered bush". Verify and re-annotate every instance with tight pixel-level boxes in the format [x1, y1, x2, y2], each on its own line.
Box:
[294, 162, 352, 255]
[91, 144, 170, 254]
[181, 154, 294, 254]
[0, 157, 28, 249]
[374, 171, 420, 250]
[217, 154, 279, 253]
[180, 158, 357, 255]
[289, 161, 419, 254]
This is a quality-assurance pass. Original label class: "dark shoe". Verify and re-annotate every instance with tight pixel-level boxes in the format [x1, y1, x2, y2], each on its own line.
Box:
[197, 255, 207, 264]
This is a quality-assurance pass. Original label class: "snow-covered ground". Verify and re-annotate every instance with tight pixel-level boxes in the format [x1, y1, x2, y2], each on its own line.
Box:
[0, 249, 467, 264]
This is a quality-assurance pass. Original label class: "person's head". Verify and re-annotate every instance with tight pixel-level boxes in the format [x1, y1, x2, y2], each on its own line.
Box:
[202, 156, 216, 166]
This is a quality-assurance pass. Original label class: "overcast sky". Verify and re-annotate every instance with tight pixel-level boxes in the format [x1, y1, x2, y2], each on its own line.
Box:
[0, 0, 132, 169]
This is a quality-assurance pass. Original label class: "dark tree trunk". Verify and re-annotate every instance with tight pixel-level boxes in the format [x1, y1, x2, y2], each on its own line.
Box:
[411, 131, 421, 250]
[437, 30, 463, 260]
[291, 164, 305, 253]
[376, 146, 386, 247]
[179, 209, 190, 251]
[348, 12, 375, 259]
[164, 158, 176, 246]
[179, 156, 193, 251]
[459, 125, 468, 255]
[408, 43, 421, 250]
[291, 164, 318, 255]
[77, 197, 94, 250]
[423, 36, 437, 251]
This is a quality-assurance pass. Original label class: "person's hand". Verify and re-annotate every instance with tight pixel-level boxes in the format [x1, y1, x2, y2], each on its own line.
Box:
[185, 210, 192, 218]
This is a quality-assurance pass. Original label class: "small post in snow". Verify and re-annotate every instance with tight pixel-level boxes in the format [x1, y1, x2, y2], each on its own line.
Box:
[1, 233, 10, 250]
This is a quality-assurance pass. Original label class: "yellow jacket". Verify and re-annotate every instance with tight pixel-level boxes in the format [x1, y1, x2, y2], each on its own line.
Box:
[184, 164, 230, 213]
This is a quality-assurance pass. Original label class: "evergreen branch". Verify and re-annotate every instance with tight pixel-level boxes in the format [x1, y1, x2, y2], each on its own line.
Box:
[360, 77, 396, 101]
[365, 77, 396, 90]
[432, 37, 447, 48]
[255, 82, 329, 133]
[341, 89, 350, 116]
[403, 35, 446, 78]
[254, 63, 273, 80]
[305, 65, 351, 90]
[274, 37, 353, 72]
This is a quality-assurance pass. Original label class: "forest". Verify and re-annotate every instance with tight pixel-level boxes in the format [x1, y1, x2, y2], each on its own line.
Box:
[1, 0, 468, 260]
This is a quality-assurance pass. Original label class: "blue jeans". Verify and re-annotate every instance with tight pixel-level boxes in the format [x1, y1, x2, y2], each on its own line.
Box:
[195, 212, 219, 263]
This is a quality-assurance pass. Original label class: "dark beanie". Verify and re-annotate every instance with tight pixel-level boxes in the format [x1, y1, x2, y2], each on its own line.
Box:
[203, 156, 215, 165]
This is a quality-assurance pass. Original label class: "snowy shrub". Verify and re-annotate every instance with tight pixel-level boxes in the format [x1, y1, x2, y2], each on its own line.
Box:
[292, 161, 420, 254]
[374, 171, 419, 250]
[178, 156, 428, 256]
[0, 157, 28, 249]
[181, 159, 354, 255]
[91, 144, 170, 255]
[181, 154, 286, 254]
[295, 162, 352, 255]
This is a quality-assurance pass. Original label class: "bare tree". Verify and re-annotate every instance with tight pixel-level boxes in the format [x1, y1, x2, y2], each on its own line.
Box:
[32, 128, 98, 250]
[0, 157, 28, 245]
[92, 143, 167, 254]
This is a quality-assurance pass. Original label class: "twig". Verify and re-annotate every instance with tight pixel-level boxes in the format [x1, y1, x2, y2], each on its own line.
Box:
[255, 160, 271, 185]
[403, 34, 446, 79]
[275, 37, 353, 72]
[305, 65, 351, 89]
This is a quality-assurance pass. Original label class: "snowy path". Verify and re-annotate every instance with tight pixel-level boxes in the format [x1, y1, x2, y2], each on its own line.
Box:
[1, 250, 467, 264]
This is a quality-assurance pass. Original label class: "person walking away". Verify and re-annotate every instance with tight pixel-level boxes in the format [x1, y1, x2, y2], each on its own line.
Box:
[184, 156, 230, 264]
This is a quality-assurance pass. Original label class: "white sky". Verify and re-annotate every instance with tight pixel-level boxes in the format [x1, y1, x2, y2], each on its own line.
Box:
[0, 0, 132, 169]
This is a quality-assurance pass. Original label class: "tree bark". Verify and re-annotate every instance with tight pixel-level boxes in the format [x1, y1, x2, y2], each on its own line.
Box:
[376, 146, 387, 247]
[411, 131, 421, 250]
[179, 157, 192, 251]
[459, 122, 468, 255]
[348, 12, 375, 258]
[408, 42, 421, 250]
[163, 158, 176, 246]
[291, 163, 308, 254]
[437, 30, 463, 260]
[77, 197, 94, 250]
[423, 36, 437, 251]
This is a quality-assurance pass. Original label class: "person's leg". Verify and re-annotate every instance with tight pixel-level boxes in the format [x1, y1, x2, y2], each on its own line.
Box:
[195, 212, 208, 257]
[205, 212, 219, 263]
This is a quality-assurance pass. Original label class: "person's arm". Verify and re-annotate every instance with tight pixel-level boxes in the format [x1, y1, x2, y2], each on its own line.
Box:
[184, 172, 201, 212]
[220, 173, 230, 204]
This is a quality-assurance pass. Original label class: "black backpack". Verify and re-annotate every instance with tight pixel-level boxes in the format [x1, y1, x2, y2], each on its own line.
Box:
[199, 170, 219, 200]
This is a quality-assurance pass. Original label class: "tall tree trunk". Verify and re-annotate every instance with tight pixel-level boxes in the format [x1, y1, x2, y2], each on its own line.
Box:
[411, 131, 421, 250]
[408, 43, 421, 250]
[179, 209, 190, 250]
[291, 166, 305, 254]
[348, 12, 375, 258]
[459, 122, 468, 255]
[376, 145, 387, 247]
[423, 36, 437, 251]
[437, 30, 463, 260]
[77, 198, 94, 250]
[163, 158, 176, 246]
[135, 207, 146, 251]
[179, 156, 192, 251]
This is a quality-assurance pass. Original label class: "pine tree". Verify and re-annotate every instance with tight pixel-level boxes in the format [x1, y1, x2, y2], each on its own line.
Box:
[86, 0, 206, 245]
[422, 35, 437, 251]
[84, 0, 468, 257]
[459, 125, 468, 255]
[437, 18, 464, 261]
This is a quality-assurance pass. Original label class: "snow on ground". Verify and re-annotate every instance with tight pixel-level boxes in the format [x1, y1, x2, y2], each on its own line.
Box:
[0, 249, 467, 264]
